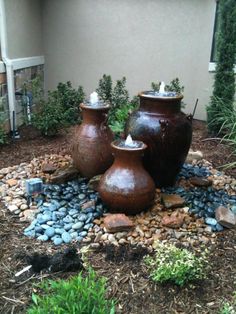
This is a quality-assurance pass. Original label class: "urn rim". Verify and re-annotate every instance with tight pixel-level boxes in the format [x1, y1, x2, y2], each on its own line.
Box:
[139, 91, 183, 101]
[111, 139, 147, 151]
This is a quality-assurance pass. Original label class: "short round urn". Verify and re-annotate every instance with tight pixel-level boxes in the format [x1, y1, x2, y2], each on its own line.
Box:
[98, 139, 156, 215]
[125, 91, 192, 187]
[72, 103, 114, 178]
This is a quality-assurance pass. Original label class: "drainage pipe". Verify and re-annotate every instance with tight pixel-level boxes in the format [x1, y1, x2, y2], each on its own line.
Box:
[0, 0, 18, 136]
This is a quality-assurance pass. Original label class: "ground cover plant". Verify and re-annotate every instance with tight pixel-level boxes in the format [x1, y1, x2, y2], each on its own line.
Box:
[0, 114, 7, 144]
[27, 268, 115, 314]
[219, 290, 236, 314]
[145, 242, 208, 286]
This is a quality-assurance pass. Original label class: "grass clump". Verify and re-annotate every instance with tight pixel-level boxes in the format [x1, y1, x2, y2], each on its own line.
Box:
[27, 268, 116, 314]
[145, 242, 208, 286]
[0, 113, 7, 145]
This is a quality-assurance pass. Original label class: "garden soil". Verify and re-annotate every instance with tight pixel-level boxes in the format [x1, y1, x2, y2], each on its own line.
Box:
[0, 120, 236, 314]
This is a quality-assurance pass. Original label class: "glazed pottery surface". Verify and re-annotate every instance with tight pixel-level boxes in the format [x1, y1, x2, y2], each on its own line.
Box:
[98, 140, 156, 215]
[125, 92, 192, 187]
[72, 103, 114, 178]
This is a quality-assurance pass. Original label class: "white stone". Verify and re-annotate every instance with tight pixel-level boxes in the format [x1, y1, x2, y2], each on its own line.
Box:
[8, 204, 18, 212]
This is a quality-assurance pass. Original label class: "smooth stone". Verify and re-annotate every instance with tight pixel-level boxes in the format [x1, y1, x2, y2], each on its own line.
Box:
[24, 230, 36, 237]
[35, 226, 43, 233]
[64, 223, 73, 231]
[78, 231, 87, 237]
[37, 234, 49, 242]
[63, 216, 74, 223]
[45, 227, 55, 238]
[8, 204, 18, 212]
[78, 213, 88, 222]
[55, 228, 64, 235]
[70, 232, 78, 239]
[72, 222, 84, 230]
[84, 223, 93, 230]
[61, 232, 72, 243]
[205, 217, 217, 226]
[69, 209, 78, 216]
[46, 220, 55, 226]
[53, 237, 63, 245]
[49, 204, 57, 211]
[78, 194, 86, 200]
[58, 207, 67, 212]
[76, 236, 83, 242]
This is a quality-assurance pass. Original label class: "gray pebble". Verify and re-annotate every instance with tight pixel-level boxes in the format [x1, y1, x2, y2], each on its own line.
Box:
[72, 222, 84, 230]
[61, 232, 72, 243]
[45, 227, 55, 238]
[37, 234, 49, 241]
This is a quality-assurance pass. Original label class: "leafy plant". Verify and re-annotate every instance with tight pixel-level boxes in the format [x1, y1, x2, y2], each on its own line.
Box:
[145, 242, 208, 286]
[49, 81, 85, 125]
[207, 0, 236, 133]
[96, 74, 113, 104]
[0, 113, 7, 144]
[96, 75, 138, 135]
[27, 268, 116, 314]
[32, 81, 85, 136]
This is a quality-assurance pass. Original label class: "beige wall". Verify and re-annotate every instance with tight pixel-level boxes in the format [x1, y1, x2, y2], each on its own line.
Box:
[5, 0, 43, 58]
[42, 0, 216, 120]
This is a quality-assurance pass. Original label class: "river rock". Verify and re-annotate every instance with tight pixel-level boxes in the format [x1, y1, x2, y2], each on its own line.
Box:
[42, 162, 57, 174]
[215, 206, 236, 229]
[50, 166, 79, 184]
[104, 214, 134, 233]
[161, 194, 185, 209]
[162, 212, 185, 228]
[189, 176, 212, 187]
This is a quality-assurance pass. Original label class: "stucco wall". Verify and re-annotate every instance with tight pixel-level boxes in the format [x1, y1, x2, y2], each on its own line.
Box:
[5, 0, 43, 58]
[42, 0, 216, 120]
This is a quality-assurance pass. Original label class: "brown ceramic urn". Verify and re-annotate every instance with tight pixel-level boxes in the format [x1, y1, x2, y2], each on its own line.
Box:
[98, 139, 156, 215]
[72, 103, 114, 178]
[125, 91, 192, 187]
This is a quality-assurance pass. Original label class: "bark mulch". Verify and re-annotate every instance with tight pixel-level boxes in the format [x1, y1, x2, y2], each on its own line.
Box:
[0, 120, 236, 314]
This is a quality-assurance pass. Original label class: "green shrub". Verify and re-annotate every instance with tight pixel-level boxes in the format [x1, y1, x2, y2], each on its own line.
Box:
[96, 75, 138, 135]
[151, 78, 184, 94]
[27, 268, 116, 314]
[32, 81, 85, 136]
[151, 78, 186, 108]
[145, 242, 208, 286]
[207, 0, 236, 133]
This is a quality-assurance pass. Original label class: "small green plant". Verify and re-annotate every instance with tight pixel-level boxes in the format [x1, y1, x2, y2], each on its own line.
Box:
[0, 113, 7, 144]
[27, 268, 116, 314]
[96, 74, 113, 104]
[145, 242, 208, 286]
[219, 291, 236, 314]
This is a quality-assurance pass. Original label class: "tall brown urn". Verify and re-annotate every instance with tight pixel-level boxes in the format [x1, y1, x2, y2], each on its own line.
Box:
[72, 103, 114, 178]
[125, 92, 192, 187]
[98, 140, 156, 215]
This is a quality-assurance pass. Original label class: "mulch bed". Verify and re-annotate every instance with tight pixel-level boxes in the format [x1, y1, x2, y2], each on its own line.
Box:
[0, 120, 236, 314]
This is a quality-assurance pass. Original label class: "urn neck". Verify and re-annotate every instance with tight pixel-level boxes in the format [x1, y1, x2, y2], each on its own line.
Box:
[111, 141, 146, 167]
[80, 103, 109, 125]
[139, 94, 182, 114]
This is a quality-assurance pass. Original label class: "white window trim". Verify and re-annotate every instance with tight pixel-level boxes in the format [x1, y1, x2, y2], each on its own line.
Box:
[209, 62, 236, 73]
[0, 55, 44, 73]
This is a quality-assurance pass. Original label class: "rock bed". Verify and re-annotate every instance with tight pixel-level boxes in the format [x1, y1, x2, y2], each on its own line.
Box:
[0, 154, 235, 249]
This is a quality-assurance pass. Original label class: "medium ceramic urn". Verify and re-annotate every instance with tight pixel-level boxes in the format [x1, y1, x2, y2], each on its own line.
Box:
[72, 103, 114, 178]
[125, 91, 192, 187]
[98, 139, 156, 215]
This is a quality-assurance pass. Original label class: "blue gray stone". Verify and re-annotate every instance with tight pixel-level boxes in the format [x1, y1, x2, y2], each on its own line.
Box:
[61, 232, 72, 243]
[54, 237, 63, 246]
[37, 234, 49, 241]
[205, 217, 218, 226]
[45, 227, 55, 238]
[72, 222, 84, 230]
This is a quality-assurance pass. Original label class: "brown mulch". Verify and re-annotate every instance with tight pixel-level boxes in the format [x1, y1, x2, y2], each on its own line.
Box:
[0, 120, 236, 314]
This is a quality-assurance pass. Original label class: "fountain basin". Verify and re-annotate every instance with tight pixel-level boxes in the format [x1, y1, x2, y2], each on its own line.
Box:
[98, 140, 156, 215]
